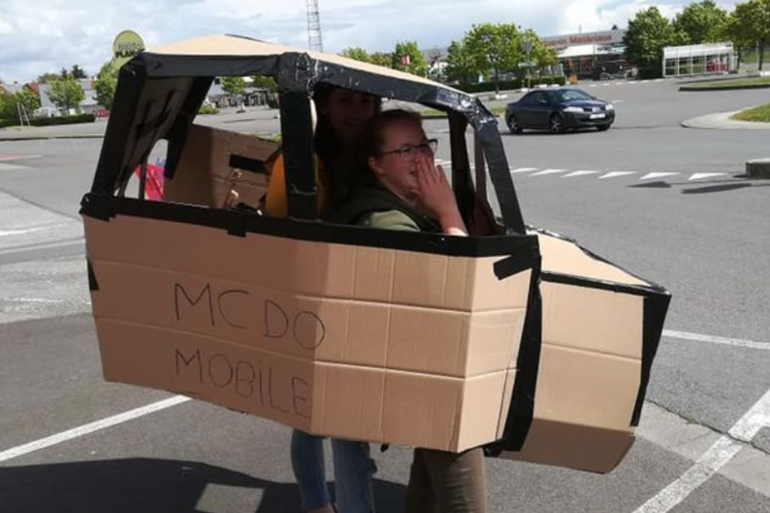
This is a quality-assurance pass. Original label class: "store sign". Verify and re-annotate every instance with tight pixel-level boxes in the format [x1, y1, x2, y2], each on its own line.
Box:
[112, 30, 146, 70]
[543, 30, 626, 49]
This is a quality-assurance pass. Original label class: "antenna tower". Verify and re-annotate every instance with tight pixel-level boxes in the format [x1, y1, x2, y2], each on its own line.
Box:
[306, 0, 323, 52]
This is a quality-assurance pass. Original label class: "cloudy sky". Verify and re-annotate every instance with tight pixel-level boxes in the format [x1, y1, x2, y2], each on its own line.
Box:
[0, 0, 738, 83]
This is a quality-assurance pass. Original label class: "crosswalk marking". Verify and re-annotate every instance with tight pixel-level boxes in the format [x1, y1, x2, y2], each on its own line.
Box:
[689, 173, 727, 181]
[563, 170, 600, 178]
[510, 167, 539, 173]
[530, 168, 567, 176]
[599, 171, 636, 179]
[641, 172, 680, 181]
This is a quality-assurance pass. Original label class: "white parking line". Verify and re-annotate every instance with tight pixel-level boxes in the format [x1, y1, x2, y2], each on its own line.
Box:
[563, 170, 600, 178]
[0, 163, 27, 171]
[689, 173, 727, 181]
[599, 171, 636, 179]
[0, 395, 191, 463]
[641, 172, 680, 181]
[530, 168, 567, 176]
[634, 387, 770, 513]
[510, 167, 539, 174]
[663, 329, 769, 351]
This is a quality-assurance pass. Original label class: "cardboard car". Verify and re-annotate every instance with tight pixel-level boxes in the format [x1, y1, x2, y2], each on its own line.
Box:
[80, 34, 670, 473]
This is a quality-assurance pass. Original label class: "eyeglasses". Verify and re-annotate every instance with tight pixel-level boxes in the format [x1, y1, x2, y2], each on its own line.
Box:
[379, 139, 438, 161]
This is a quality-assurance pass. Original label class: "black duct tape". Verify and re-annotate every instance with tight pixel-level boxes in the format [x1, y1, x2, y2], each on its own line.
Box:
[484, 257, 543, 456]
[87, 260, 99, 292]
[229, 154, 268, 175]
[79, 194, 540, 259]
[632, 293, 672, 426]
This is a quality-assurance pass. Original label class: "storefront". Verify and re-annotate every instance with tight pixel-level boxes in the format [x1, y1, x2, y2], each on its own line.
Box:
[662, 42, 735, 77]
[542, 29, 628, 80]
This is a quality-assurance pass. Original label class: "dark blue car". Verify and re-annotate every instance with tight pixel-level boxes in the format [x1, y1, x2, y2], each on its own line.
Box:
[504, 87, 615, 134]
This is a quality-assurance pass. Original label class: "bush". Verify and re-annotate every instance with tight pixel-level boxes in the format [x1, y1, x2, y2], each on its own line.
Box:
[455, 76, 566, 93]
[198, 105, 219, 115]
[29, 114, 96, 126]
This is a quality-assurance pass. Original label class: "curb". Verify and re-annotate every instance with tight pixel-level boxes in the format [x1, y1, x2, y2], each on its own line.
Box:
[680, 84, 770, 92]
[0, 134, 105, 142]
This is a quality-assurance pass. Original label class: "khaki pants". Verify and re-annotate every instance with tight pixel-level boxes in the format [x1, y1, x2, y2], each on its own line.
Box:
[403, 448, 487, 513]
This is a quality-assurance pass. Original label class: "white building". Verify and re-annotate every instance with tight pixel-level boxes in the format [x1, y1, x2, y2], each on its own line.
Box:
[662, 42, 735, 78]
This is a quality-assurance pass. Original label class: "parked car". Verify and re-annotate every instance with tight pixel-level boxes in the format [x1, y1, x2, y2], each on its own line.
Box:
[504, 87, 615, 134]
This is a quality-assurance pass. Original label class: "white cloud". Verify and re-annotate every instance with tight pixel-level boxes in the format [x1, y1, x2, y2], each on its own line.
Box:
[0, 0, 738, 83]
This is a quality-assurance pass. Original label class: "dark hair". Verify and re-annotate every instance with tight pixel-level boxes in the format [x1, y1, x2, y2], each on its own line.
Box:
[311, 83, 381, 207]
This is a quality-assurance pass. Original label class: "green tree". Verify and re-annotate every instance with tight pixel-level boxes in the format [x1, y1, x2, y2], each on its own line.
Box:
[48, 76, 85, 112]
[369, 52, 392, 68]
[70, 64, 88, 79]
[391, 41, 428, 76]
[731, 0, 770, 70]
[15, 87, 40, 113]
[0, 92, 17, 121]
[37, 72, 61, 84]
[251, 75, 278, 91]
[673, 0, 728, 44]
[220, 76, 247, 100]
[464, 23, 522, 92]
[95, 62, 118, 110]
[624, 7, 681, 78]
[340, 47, 371, 63]
[445, 40, 476, 85]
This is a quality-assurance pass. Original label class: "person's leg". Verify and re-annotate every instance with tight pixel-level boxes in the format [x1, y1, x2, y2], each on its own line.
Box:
[403, 448, 436, 513]
[291, 429, 334, 512]
[331, 439, 377, 513]
[420, 448, 487, 513]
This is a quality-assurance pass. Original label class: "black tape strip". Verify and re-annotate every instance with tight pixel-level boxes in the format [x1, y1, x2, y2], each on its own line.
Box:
[79, 193, 540, 259]
[494, 254, 536, 280]
[631, 293, 672, 426]
[229, 154, 268, 175]
[279, 88, 316, 220]
[485, 256, 543, 456]
[542, 271, 667, 298]
[87, 260, 99, 291]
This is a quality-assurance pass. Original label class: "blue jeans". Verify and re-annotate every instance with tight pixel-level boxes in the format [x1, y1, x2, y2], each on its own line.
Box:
[290, 429, 377, 512]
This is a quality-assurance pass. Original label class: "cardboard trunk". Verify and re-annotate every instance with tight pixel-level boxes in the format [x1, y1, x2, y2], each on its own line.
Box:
[493, 230, 671, 472]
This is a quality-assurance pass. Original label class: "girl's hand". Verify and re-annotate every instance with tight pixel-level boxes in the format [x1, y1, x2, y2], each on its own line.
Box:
[412, 153, 468, 236]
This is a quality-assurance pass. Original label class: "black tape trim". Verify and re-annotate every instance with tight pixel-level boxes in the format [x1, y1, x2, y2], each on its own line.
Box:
[631, 294, 671, 426]
[229, 154, 268, 175]
[87, 259, 99, 291]
[79, 193, 540, 259]
[494, 255, 536, 280]
[484, 256, 543, 456]
[542, 271, 669, 297]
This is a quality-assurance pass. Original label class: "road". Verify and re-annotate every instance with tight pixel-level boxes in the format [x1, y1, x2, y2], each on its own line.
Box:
[1, 78, 769, 512]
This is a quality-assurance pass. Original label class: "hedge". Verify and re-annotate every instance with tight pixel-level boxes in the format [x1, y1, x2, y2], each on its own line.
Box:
[30, 114, 96, 126]
[455, 76, 567, 93]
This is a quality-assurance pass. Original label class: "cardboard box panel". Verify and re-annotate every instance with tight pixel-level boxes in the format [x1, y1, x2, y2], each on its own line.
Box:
[163, 124, 278, 209]
[538, 233, 650, 287]
[500, 419, 634, 473]
[542, 282, 643, 359]
[84, 215, 530, 313]
[95, 318, 513, 451]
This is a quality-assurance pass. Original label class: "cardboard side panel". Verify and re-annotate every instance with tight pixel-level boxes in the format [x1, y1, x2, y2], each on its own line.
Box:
[454, 371, 511, 451]
[163, 124, 276, 209]
[538, 233, 649, 287]
[95, 319, 314, 432]
[500, 419, 634, 473]
[310, 363, 385, 443]
[534, 344, 640, 430]
[496, 370, 518, 440]
[542, 282, 644, 359]
[381, 371, 462, 450]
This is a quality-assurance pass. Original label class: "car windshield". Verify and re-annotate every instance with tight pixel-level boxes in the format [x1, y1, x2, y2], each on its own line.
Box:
[553, 89, 594, 103]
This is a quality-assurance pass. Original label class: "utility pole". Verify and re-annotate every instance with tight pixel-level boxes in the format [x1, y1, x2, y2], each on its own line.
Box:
[306, 0, 323, 52]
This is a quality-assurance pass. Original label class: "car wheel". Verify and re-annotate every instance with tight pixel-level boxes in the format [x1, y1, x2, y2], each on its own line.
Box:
[596, 124, 611, 132]
[507, 114, 522, 134]
[549, 113, 566, 134]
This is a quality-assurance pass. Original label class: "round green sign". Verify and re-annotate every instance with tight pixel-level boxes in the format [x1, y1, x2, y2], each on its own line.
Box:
[112, 30, 145, 70]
